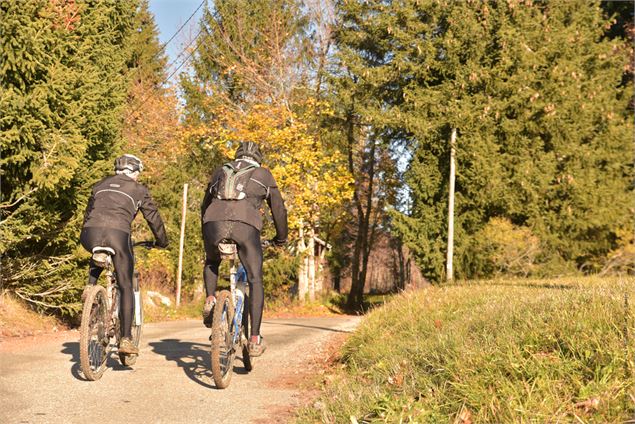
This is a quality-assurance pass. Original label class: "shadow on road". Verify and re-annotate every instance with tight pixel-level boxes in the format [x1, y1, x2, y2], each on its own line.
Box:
[149, 339, 249, 390]
[263, 321, 353, 333]
[61, 342, 128, 381]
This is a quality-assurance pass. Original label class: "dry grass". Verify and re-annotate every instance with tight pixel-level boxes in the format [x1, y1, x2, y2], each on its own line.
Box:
[0, 292, 65, 338]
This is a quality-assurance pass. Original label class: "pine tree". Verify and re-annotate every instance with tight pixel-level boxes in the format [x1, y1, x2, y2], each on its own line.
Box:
[126, 0, 167, 87]
[329, 0, 404, 308]
[1, 0, 137, 313]
[382, 0, 633, 280]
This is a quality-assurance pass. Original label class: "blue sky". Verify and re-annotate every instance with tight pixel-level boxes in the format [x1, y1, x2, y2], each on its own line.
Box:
[148, 0, 205, 79]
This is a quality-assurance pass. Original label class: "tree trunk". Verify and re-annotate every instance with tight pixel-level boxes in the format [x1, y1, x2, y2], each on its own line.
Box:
[347, 130, 377, 310]
[308, 233, 316, 301]
[397, 239, 406, 291]
[297, 226, 308, 303]
[316, 242, 326, 295]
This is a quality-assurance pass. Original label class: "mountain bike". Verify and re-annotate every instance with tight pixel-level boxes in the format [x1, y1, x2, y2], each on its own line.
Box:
[79, 241, 153, 381]
[209, 240, 260, 389]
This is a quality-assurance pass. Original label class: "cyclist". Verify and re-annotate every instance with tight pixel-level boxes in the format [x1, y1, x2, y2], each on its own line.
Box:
[80, 154, 169, 354]
[201, 141, 287, 357]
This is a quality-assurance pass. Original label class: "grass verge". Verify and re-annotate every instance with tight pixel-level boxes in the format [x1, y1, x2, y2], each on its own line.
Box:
[297, 276, 635, 423]
[0, 292, 66, 337]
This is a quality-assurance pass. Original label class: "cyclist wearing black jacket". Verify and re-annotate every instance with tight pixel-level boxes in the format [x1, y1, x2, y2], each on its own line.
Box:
[80, 154, 168, 354]
[201, 142, 288, 357]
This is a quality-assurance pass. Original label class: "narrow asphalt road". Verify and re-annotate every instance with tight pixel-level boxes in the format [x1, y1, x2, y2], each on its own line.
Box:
[0, 316, 361, 424]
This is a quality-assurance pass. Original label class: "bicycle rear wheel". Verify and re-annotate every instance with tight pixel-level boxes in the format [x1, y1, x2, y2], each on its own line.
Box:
[241, 292, 252, 372]
[210, 290, 236, 389]
[79, 285, 109, 381]
[120, 272, 143, 366]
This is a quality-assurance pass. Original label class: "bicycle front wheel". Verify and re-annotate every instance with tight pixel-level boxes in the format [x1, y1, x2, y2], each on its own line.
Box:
[79, 285, 109, 381]
[210, 290, 236, 389]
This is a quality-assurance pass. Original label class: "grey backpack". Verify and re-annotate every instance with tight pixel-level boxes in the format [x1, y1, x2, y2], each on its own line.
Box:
[215, 161, 258, 200]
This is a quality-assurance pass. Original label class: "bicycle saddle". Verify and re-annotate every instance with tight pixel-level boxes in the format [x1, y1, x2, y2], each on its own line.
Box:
[218, 240, 237, 257]
[92, 246, 115, 268]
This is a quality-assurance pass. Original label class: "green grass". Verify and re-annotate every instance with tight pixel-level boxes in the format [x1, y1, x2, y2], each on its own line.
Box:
[297, 277, 635, 423]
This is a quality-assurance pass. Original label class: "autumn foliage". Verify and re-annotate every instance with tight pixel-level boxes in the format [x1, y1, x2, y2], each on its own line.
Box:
[198, 102, 353, 239]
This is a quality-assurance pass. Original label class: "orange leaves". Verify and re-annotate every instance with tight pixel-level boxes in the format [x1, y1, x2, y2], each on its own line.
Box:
[123, 83, 185, 179]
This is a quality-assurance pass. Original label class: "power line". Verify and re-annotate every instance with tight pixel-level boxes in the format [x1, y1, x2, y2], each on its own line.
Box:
[130, 0, 205, 78]
[150, 0, 206, 65]
[127, 26, 208, 120]
[163, 25, 205, 76]
[163, 28, 208, 82]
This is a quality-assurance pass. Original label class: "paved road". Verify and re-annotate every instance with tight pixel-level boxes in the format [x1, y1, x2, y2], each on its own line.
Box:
[0, 316, 361, 424]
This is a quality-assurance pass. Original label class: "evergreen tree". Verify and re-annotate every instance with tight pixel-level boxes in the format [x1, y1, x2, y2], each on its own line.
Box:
[126, 0, 167, 87]
[328, 0, 403, 308]
[380, 0, 633, 280]
[1, 0, 137, 313]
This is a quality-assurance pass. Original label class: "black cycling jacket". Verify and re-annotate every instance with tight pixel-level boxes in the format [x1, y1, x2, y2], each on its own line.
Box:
[201, 160, 288, 243]
[83, 174, 168, 247]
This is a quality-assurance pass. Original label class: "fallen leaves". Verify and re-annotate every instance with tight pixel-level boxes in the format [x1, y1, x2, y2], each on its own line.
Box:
[574, 397, 600, 413]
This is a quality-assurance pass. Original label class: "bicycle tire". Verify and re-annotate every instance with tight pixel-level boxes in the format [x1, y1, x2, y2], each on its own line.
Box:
[120, 273, 143, 366]
[210, 290, 236, 389]
[79, 285, 109, 381]
[241, 292, 252, 372]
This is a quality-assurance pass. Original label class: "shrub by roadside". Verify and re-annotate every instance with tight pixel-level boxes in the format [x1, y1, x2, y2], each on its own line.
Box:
[298, 277, 635, 423]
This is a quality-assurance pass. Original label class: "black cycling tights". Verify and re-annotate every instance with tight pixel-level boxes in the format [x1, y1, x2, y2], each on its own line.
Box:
[203, 221, 264, 338]
[80, 227, 134, 338]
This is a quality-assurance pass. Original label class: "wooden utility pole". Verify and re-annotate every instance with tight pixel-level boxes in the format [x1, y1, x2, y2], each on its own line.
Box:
[176, 183, 188, 306]
[446, 128, 457, 282]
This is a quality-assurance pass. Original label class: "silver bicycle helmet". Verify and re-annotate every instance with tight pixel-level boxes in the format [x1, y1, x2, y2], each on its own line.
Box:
[234, 141, 262, 165]
[114, 154, 144, 173]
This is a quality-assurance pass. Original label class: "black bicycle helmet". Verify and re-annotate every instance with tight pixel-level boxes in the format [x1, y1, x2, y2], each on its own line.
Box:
[234, 141, 262, 164]
[114, 154, 144, 173]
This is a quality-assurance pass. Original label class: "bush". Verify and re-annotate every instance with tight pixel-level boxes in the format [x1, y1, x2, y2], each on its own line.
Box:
[263, 249, 300, 299]
[465, 217, 541, 278]
[136, 248, 174, 293]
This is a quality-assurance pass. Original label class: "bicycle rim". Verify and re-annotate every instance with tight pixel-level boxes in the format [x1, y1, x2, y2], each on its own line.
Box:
[210, 291, 236, 389]
[79, 286, 109, 381]
[241, 292, 252, 372]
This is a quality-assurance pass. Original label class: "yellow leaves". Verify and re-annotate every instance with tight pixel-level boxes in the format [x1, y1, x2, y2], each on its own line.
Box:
[199, 102, 353, 236]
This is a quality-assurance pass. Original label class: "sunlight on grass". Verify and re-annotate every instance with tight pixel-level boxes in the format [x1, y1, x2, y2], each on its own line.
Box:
[297, 276, 635, 423]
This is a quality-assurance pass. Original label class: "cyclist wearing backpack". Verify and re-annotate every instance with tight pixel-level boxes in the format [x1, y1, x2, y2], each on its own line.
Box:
[201, 141, 288, 357]
[80, 154, 169, 354]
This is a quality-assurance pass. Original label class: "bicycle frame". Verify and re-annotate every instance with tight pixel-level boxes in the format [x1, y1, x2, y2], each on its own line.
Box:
[80, 242, 148, 380]
[99, 255, 120, 345]
[90, 248, 143, 350]
[224, 249, 248, 347]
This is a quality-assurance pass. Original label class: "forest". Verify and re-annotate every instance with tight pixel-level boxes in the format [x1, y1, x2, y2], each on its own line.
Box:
[1, 0, 633, 319]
